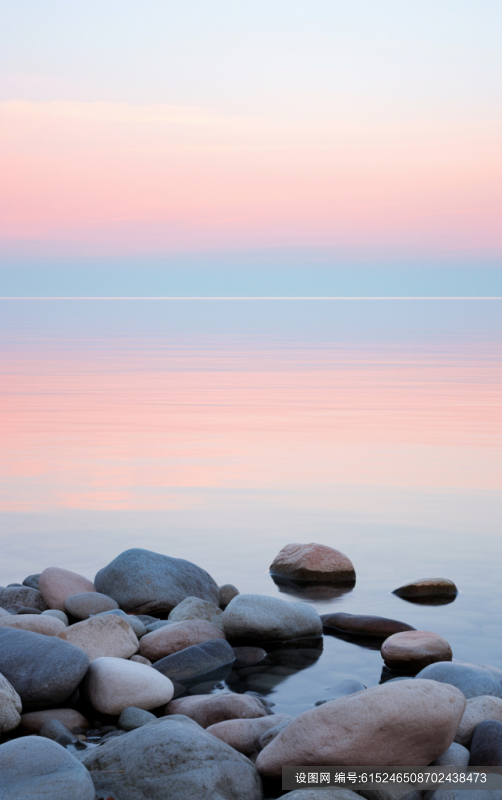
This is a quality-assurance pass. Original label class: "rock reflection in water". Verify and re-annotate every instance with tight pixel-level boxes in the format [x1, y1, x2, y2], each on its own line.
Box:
[395, 595, 457, 606]
[270, 574, 356, 601]
[226, 643, 323, 698]
[321, 627, 383, 651]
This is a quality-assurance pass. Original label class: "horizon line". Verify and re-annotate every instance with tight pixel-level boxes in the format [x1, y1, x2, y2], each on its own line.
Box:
[0, 296, 501, 301]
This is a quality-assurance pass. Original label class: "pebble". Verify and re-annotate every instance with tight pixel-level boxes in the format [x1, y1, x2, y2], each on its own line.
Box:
[64, 591, 118, 619]
[16, 606, 42, 614]
[94, 547, 219, 615]
[381, 630, 452, 671]
[432, 742, 470, 766]
[95, 608, 147, 638]
[38, 566, 96, 611]
[468, 719, 502, 766]
[222, 594, 323, 642]
[130, 654, 152, 665]
[0, 586, 47, 613]
[168, 595, 225, 630]
[233, 646, 268, 666]
[166, 692, 269, 727]
[20, 708, 90, 734]
[118, 706, 157, 731]
[152, 638, 236, 686]
[208, 713, 293, 756]
[0, 672, 22, 733]
[269, 542, 356, 582]
[219, 583, 240, 608]
[0, 612, 66, 636]
[22, 573, 41, 589]
[258, 717, 292, 749]
[86, 656, 174, 715]
[41, 609, 69, 625]
[39, 718, 77, 746]
[321, 612, 415, 638]
[416, 661, 502, 699]
[139, 619, 225, 661]
[392, 578, 458, 600]
[57, 614, 139, 661]
[454, 695, 502, 746]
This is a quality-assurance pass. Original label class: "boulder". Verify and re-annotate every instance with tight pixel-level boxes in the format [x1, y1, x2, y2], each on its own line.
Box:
[0, 735, 95, 800]
[86, 656, 174, 715]
[0, 586, 47, 613]
[222, 594, 323, 642]
[139, 619, 225, 661]
[20, 708, 90, 734]
[57, 614, 139, 661]
[166, 692, 269, 727]
[468, 719, 502, 766]
[0, 673, 22, 733]
[416, 661, 502, 698]
[381, 630, 452, 671]
[118, 706, 156, 731]
[393, 578, 458, 599]
[0, 613, 66, 636]
[0, 627, 89, 709]
[208, 713, 292, 755]
[64, 591, 118, 619]
[256, 679, 466, 775]
[80, 715, 262, 800]
[454, 695, 502, 745]
[168, 596, 224, 630]
[94, 548, 219, 615]
[321, 612, 415, 638]
[153, 638, 235, 686]
[432, 742, 470, 766]
[219, 583, 239, 607]
[270, 543, 356, 582]
[38, 567, 95, 611]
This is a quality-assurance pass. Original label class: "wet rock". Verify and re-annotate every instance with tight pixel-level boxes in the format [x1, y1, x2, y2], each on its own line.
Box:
[416, 661, 502, 699]
[321, 612, 415, 638]
[0, 673, 22, 733]
[0, 613, 66, 636]
[58, 614, 139, 661]
[432, 742, 470, 766]
[38, 567, 95, 611]
[0, 735, 95, 800]
[270, 542, 356, 582]
[233, 646, 268, 666]
[86, 656, 174, 715]
[20, 708, 90, 734]
[219, 583, 240, 608]
[153, 638, 235, 686]
[139, 619, 225, 661]
[0, 627, 89, 709]
[468, 719, 502, 766]
[168, 595, 224, 630]
[256, 679, 466, 776]
[80, 715, 262, 800]
[208, 712, 292, 756]
[0, 586, 47, 613]
[94, 547, 219, 615]
[41, 609, 68, 625]
[381, 630, 452, 671]
[118, 706, 156, 731]
[65, 591, 118, 619]
[455, 695, 502, 746]
[393, 578, 458, 600]
[166, 692, 269, 727]
[222, 594, 323, 642]
[22, 574, 41, 589]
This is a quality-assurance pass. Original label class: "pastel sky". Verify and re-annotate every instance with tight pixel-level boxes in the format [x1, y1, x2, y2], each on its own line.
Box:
[1, 1, 501, 294]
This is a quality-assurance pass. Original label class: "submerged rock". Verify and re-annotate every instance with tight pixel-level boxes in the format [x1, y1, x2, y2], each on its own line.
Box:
[321, 612, 415, 638]
[152, 638, 235, 686]
[269, 542, 356, 583]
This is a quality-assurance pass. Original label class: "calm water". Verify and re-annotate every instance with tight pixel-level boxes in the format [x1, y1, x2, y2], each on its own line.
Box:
[1, 299, 501, 716]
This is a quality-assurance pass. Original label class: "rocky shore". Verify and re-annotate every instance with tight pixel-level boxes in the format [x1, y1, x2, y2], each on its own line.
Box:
[0, 543, 501, 800]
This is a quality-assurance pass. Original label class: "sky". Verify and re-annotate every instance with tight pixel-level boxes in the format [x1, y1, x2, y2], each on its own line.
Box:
[0, 1, 501, 295]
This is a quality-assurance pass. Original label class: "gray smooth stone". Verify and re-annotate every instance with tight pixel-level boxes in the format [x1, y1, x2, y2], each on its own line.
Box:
[94, 548, 219, 615]
[0, 586, 47, 613]
[22, 574, 41, 589]
[80, 715, 262, 799]
[95, 608, 147, 638]
[65, 591, 118, 619]
[469, 720, 502, 766]
[416, 661, 502, 698]
[39, 719, 76, 746]
[0, 735, 95, 800]
[153, 638, 235, 685]
[118, 706, 157, 731]
[146, 619, 173, 632]
[433, 742, 470, 766]
[16, 606, 42, 615]
[41, 609, 69, 625]
[0, 627, 89, 709]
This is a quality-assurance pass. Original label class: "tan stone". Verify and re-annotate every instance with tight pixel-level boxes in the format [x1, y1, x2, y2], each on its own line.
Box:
[166, 692, 269, 728]
[87, 656, 174, 714]
[20, 708, 90, 734]
[270, 543, 356, 582]
[0, 614, 66, 636]
[168, 596, 224, 631]
[255, 679, 466, 776]
[57, 615, 138, 661]
[39, 567, 95, 611]
[130, 654, 152, 666]
[0, 673, 22, 733]
[208, 713, 292, 755]
[381, 630, 452, 671]
[454, 695, 502, 746]
[139, 620, 225, 661]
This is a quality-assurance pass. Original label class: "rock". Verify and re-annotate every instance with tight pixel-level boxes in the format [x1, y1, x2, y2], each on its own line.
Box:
[168, 595, 224, 630]
[118, 706, 157, 731]
[130, 654, 152, 665]
[86, 656, 174, 715]
[139, 619, 225, 661]
[57, 614, 139, 661]
[432, 742, 470, 766]
[381, 630, 452, 671]
[20, 708, 90, 734]
[16, 606, 42, 614]
[0, 627, 89, 709]
[65, 591, 118, 619]
[135, 614, 159, 625]
[270, 542, 356, 582]
[95, 608, 147, 638]
[38, 567, 95, 611]
[222, 594, 323, 642]
[94, 547, 219, 615]
[393, 578, 458, 599]
[39, 718, 77, 745]
[80, 715, 262, 800]
[22, 573, 41, 589]
[233, 646, 267, 666]
[208, 712, 292, 755]
[41, 609, 68, 625]
[258, 717, 292, 749]
[468, 720, 502, 766]
[321, 612, 415, 638]
[146, 619, 172, 632]
[255, 679, 466, 775]
[282, 793, 361, 800]
[153, 638, 236, 686]
[0, 586, 47, 613]
[0, 606, 11, 617]
[0, 735, 95, 800]
[0, 613, 66, 636]
[219, 583, 240, 608]
[166, 692, 269, 727]
[454, 695, 502, 745]
[416, 661, 502, 698]
[0, 673, 22, 733]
